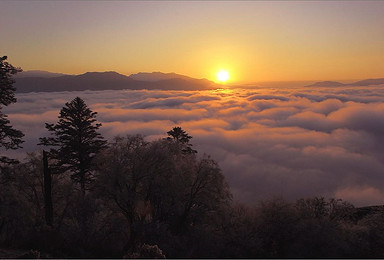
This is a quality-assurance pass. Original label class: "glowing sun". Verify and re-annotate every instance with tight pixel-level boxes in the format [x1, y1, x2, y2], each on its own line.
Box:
[217, 70, 230, 83]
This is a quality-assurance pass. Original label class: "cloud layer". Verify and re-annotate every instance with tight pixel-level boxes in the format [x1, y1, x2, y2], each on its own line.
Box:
[4, 85, 384, 206]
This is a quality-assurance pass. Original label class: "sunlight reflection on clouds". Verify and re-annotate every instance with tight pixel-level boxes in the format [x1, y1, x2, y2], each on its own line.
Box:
[4, 85, 384, 206]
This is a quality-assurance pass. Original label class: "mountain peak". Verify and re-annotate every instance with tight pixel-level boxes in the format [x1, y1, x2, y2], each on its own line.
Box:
[306, 81, 345, 87]
[129, 71, 193, 82]
[349, 78, 384, 86]
[77, 71, 130, 80]
[15, 70, 68, 78]
[307, 78, 384, 87]
[82, 71, 121, 75]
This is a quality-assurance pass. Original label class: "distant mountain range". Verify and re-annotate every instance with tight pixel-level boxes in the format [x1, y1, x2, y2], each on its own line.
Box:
[129, 72, 193, 82]
[14, 71, 220, 93]
[15, 70, 69, 78]
[307, 78, 384, 87]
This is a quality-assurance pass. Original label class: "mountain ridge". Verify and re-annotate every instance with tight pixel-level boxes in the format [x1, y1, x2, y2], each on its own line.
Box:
[128, 71, 195, 82]
[14, 70, 69, 78]
[307, 78, 384, 87]
[14, 71, 219, 93]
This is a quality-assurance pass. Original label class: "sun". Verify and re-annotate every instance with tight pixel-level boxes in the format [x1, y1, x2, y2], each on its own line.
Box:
[217, 70, 230, 83]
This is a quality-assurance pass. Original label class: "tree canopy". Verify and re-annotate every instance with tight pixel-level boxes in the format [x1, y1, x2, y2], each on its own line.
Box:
[96, 132, 232, 252]
[166, 126, 197, 154]
[0, 56, 21, 106]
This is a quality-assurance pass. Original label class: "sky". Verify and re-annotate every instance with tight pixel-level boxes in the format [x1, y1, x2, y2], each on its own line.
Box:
[4, 85, 384, 207]
[1, 1, 384, 83]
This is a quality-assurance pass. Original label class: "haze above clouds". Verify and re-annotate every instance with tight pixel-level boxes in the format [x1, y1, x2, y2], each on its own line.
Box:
[4, 85, 384, 207]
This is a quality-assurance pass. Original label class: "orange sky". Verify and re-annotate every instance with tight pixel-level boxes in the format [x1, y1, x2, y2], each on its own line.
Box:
[1, 1, 384, 84]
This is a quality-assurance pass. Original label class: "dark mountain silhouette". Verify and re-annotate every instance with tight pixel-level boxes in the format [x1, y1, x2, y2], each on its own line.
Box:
[14, 70, 69, 78]
[306, 81, 345, 87]
[14, 71, 219, 93]
[349, 78, 384, 86]
[129, 72, 193, 82]
[307, 78, 384, 87]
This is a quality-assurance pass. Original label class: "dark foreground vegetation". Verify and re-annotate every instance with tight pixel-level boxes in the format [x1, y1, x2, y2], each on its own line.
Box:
[2, 153, 384, 259]
[2, 56, 384, 258]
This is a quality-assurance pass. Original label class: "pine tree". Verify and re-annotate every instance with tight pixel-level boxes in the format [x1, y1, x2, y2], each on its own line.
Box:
[39, 97, 107, 194]
[166, 126, 197, 154]
[0, 55, 24, 167]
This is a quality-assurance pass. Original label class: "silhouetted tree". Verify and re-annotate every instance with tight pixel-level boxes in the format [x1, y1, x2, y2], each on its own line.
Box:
[0, 152, 45, 248]
[39, 97, 107, 194]
[0, 55, 23, 168]
[166, 126, 197, 154]
[43, 150, 53, 226]
[96, 133, 231, 255]
[219, 204, 261, 258]
[256, 198, 298, 258]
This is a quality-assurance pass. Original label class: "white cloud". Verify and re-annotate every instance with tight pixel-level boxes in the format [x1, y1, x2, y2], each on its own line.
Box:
[4, 86, 384, 206]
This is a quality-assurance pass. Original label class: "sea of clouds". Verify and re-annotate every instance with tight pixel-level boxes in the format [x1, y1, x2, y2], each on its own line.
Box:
[4, 85, 384, 206]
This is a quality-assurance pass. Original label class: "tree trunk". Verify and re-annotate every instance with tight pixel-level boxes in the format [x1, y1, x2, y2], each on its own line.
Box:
[43, 150, 53, 226]
[80, 169, 86, 196]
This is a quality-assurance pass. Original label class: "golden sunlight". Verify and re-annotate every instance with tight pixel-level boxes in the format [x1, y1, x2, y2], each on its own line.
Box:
[217, 70, 230, 83]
